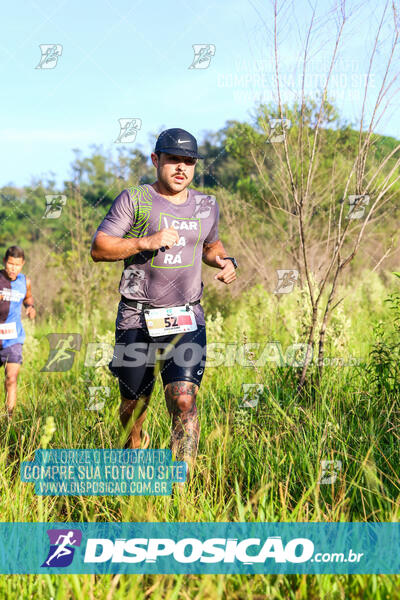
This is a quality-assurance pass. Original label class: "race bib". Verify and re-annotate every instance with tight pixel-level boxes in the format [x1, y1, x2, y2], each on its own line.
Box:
[144, 305, 198, 337]
[0, 321, 18, 340]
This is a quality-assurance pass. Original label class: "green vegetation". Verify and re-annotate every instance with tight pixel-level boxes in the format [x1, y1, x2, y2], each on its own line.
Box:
[0, 268, 399, 598]
[0, 106, 399, 598]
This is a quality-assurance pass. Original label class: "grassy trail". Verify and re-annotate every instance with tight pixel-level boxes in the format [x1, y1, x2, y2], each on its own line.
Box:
[1, 277, 399, 598]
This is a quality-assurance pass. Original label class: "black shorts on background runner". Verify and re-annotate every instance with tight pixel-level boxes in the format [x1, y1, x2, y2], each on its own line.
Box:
[0, 343, 23, 365]
[109, 326, 207, 400]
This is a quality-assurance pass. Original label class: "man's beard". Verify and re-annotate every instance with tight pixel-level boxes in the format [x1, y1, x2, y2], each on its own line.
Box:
[158, 170, 192, 192]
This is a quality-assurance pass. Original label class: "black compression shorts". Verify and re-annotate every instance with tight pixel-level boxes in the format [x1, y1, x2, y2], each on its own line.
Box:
[108, 325, 207, 400]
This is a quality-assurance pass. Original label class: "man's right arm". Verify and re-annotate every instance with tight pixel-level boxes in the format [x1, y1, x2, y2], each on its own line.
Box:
[90, 231, 148, 262]
[90, 188, 147, 262]
[91, 228, 180, 262]
[90, 189, 180, 262]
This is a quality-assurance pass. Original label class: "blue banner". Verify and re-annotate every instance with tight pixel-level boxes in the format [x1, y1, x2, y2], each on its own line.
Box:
[20, 450, 186, 496]
[0, 522, 399, 574]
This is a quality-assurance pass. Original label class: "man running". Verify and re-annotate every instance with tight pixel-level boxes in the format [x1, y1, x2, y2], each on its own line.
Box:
[91, 128, 237, 472]
[0, 246, 36, 418]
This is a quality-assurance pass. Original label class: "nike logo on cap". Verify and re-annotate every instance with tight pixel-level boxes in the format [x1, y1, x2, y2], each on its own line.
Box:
[177, 139, 190, 143]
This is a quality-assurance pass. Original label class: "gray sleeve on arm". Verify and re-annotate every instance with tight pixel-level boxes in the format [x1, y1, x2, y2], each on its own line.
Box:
[204, 200, 220, 244]
[95, 189, 136, 237]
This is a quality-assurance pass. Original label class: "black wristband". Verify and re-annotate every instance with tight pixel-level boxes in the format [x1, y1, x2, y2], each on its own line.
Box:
[221, 256, 238, 269]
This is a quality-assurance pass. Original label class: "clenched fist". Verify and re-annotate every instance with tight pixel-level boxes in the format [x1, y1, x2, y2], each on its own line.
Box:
[140, 227, 180, 252]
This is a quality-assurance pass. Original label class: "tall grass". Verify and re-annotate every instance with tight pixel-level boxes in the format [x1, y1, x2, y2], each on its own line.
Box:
[1, 271, 399, 598]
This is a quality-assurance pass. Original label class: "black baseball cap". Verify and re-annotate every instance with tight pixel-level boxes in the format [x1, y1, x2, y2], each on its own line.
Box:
[154, 128, 204, 159]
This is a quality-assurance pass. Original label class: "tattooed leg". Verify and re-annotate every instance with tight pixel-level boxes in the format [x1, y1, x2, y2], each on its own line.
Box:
[120, 394, 151, 449]
[165, 381, 199, 471]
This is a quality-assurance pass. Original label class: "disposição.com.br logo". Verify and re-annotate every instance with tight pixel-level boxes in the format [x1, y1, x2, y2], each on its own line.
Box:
[41, 529, 82, 568]
[40, 529, 364, 566]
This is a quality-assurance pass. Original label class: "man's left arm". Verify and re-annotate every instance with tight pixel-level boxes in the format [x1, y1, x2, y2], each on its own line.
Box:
[202, 240, 237, 284]
[23, 277, 36, 319]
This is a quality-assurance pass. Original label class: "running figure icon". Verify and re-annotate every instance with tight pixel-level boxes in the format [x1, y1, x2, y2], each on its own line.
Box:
[45, 531, 77, 566]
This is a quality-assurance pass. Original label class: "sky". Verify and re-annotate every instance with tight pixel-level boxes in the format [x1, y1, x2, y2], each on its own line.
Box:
[1, 0, 399, 188]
